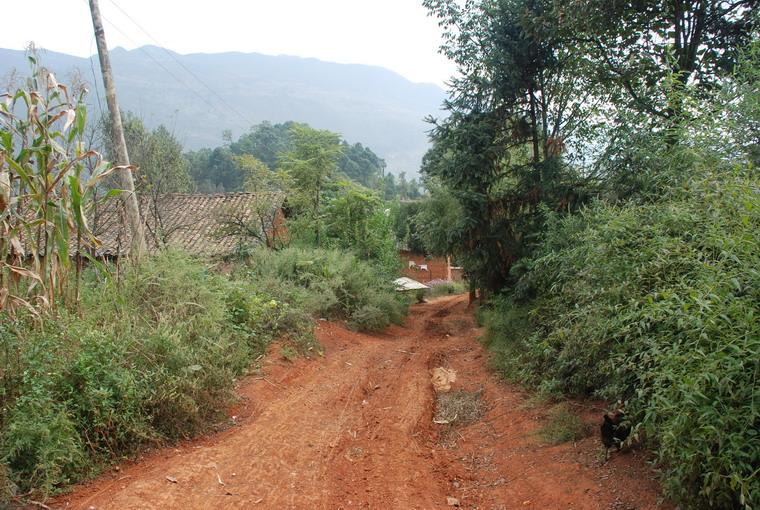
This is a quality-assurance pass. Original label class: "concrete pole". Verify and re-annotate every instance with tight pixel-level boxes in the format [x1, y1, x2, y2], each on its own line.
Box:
[88, 0, 145, 260]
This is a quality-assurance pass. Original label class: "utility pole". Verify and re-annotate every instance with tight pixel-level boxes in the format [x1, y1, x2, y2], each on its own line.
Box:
[88, 0, 145, 259]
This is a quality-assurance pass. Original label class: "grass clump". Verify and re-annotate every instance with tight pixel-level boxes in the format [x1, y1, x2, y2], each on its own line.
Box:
[240, 247, 408, 332]
[427, 280, 468, 298]
[483, 169, 760, 508]
[536, 404, 588, 445]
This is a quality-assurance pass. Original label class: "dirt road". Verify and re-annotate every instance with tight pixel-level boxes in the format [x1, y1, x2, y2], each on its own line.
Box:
[52, 295, 667, 509]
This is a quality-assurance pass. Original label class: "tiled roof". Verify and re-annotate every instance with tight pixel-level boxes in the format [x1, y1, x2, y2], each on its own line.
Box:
[90, 192, 283, 257]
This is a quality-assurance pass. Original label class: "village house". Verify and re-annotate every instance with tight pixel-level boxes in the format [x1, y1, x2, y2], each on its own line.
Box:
[90, 192, 286, 258]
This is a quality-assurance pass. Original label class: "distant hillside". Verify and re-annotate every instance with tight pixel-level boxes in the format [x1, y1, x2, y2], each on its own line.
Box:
[0, 46, 446, 177]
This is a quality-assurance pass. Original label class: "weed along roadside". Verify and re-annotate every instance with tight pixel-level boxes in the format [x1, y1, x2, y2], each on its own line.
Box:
[49, 294, 668, 509]
[0, 62, 410, 505]
[0, 248, 407, 503]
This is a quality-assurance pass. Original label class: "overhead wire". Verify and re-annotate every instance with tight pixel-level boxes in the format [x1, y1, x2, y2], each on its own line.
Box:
[88, 36, 105, 119]
[82, 0, 249, 133]
[106, 0, 255, 131]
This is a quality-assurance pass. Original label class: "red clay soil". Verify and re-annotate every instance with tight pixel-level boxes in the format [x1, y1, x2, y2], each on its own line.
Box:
[50, 295, 669, 510]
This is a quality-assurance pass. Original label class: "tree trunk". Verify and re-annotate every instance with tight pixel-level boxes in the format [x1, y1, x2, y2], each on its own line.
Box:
[314, 176, 321, 247]
[528, 87, 541, 165]
[89, 0, 145, 260]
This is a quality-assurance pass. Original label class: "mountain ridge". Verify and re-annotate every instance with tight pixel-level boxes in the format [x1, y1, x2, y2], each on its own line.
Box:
[0, 46, 446, 176]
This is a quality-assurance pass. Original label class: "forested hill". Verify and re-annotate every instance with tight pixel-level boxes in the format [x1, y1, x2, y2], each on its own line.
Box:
[0, 45, 445, 176]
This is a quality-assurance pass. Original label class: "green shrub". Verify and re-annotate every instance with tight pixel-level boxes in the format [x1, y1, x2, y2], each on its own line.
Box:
[0, 251, 309, 499]
[241, 247, 408, 331]
[427, 280, 467, 297]
[348, 305, 389, 332]
[0, 248, 406, 499]
[485, 169, 760, 508]
[279, 346, 298, 361]
[3, 390, 84, 495]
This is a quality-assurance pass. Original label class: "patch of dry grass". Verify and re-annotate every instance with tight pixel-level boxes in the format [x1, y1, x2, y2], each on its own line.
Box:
[434, 390, 487, 426]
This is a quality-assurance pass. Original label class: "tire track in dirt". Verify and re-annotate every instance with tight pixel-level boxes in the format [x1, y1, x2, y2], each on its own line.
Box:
[51, 295, 668, 510]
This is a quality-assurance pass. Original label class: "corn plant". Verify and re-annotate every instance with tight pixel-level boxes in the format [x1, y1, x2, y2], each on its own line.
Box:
[0, 56, 126, 312]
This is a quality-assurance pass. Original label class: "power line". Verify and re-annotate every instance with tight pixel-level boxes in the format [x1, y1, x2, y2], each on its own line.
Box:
[81, 0, 247, 133]
[88, 36, 105, 118]
[106, 0, 255, 131]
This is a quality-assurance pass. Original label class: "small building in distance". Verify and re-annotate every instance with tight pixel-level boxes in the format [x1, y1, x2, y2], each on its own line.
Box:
[399, 250, 462, 283]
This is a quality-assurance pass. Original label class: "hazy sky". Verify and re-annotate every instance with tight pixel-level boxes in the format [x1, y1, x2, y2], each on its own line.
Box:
[1, 0, 456, 86]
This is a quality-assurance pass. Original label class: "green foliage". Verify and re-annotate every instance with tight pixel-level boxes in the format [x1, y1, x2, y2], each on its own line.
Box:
[337, 141, 386, 188]
[422, 0, 591, 291]
[240, 247, 408, 332]
[427, 280, 467, 298]
[238, 154, 287, 193]
[213, 154, 289, 250]
[192, 120, 399, 198]
[279, 345, 298, 362]
[186, 146, 243, 193]
[695, 39, 760, 168]
[228, 124, 402, 258]
[0, 251, 312, 499]
[101, 112, 193, 194]
[378, 171, 422, 200]
[279, 125, 343, 246]
[230, 121, 299, 170]
[323, 181, 398, 270]
[427, 1, 759, 507]
[394, 200, 425, 252]
[553, 0, 757, 123]
[485, 169, 760, 508]
[2, 386, 84, 495]
[347, 304, 391, 332]
[412, 181, 466, 258]
[480, 295, 539, 384]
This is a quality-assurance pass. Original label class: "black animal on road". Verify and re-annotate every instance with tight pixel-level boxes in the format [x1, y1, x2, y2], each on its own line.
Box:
[601, 410, 631, 461]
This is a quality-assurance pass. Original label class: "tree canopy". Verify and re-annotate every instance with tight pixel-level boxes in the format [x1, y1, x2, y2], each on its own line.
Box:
[185, 120, 411, 198]
[101, 112, 193, 194]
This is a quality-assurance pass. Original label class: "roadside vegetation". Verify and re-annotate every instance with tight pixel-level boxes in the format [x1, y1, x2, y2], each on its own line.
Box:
[0, 60, 411, 501]
[535, 404, 589, 446]
[0, 245, 404, 498]
[426, 280, 467, 298]
[239, 247, 408, 333]
[484, 167, 760, 506]
[3, 0, 757, 506]
[184, 120, 423, 200]
[417, 1, 759, 507]
[0, 251, 300, 495]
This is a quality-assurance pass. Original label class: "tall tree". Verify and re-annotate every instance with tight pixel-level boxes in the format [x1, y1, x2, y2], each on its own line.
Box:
[324, 181, 395, 262]
[100, 113, 195, 248]
[186, 146, 243, 192]
[423, 0, 590, 292]
[230, 121, 300, 169]
[337, 142, 386, 187]
[278, 125, 343, 246]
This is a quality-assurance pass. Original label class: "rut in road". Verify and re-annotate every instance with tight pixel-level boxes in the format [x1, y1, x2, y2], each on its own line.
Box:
[53, 295, 668, 510]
